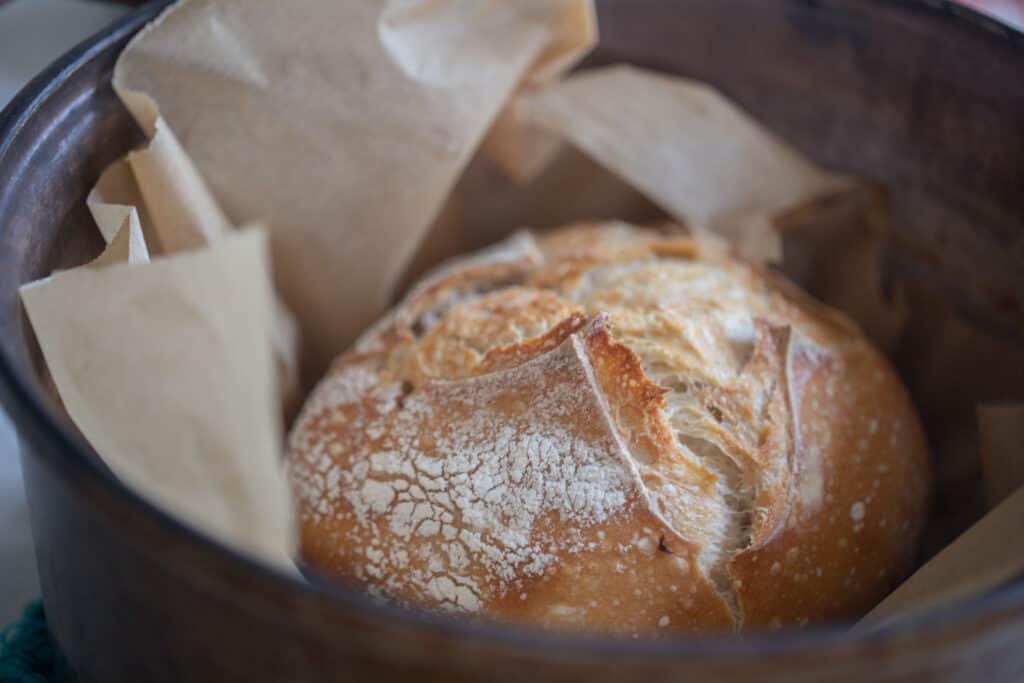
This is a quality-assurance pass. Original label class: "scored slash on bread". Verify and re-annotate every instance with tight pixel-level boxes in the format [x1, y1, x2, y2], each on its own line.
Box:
[288, 222, 930, 633]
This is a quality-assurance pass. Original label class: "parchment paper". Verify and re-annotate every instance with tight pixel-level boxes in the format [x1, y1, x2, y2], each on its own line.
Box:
[113, 0, 597, 379]
[21, 230, 295, 570]
[514, 64, 850, 263]
[468, 64, 904, 351]
[89, 208, 150, 268]
[862, 486, 1024, 626]
[88, 95, 303, 417]
[861, 492, 1024, 627]
[857, 401, 1023, 625]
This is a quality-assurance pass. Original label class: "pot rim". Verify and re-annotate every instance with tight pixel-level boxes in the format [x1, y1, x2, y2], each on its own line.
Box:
[2, 0, 1022, 664]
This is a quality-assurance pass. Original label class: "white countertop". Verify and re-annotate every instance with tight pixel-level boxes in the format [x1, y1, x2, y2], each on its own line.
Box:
[0, 0, 131, 627]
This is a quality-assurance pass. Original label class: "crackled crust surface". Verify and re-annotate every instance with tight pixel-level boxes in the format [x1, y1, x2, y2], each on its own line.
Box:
[288, 222, 930, 633]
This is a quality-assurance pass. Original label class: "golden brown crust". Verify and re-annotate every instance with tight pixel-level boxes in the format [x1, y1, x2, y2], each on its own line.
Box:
[728, 341, 930, 628]
[288, 221, 930, 633]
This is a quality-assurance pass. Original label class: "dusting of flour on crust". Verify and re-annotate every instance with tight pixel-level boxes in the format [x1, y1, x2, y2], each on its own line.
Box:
[290, 334, 638, 612]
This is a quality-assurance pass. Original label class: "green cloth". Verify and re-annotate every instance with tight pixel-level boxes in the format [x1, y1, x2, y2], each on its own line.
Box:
[0, 601, 72, 683]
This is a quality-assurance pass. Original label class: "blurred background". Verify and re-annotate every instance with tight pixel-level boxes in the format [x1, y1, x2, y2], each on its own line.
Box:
[959, 0, 1024, 24]
[0, 0, 1021, 627]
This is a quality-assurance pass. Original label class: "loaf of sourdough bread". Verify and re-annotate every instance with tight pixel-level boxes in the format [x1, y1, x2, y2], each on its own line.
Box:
[288, 222, 930, 633]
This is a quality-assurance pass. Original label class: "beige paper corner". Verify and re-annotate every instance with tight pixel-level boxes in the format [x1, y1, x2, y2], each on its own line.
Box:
[89, 209, 150, 268]
[859, 484, 1024, 629]
[479, 0, 598, 182]
[517, 64, 850, 263]
[858, 403, 1024, 628]
[20, 229, 295, 570]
